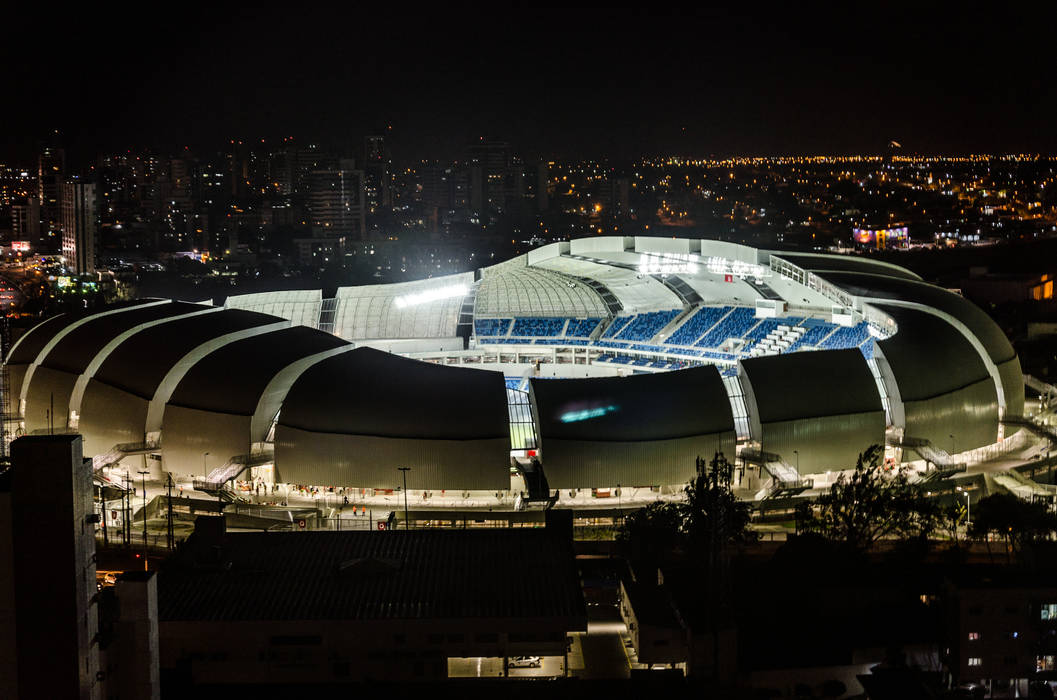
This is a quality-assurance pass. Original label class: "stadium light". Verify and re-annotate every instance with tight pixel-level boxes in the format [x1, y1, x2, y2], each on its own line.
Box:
[393, 284, 468, 308]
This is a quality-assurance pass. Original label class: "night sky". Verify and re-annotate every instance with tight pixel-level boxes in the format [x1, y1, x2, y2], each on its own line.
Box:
[5, 5, 1056, 164]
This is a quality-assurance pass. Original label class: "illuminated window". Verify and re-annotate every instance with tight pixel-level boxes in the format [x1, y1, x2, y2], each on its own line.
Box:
[1041, 603, 1057, 620]
[968, 632, 980, 641]
[1039, 656, 1056, 672]
[968, 658, 982, 666]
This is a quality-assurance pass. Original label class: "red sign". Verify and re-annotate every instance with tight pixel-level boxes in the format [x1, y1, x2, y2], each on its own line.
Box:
[724, 274, 733, 283]
[297, 519, 306, 529]
[377, 522, 386, 531]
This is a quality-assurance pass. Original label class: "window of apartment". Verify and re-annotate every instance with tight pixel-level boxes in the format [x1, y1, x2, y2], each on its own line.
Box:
[1037, 656, 1056, 673]
[968, 658, 982, 666]
[968, 632, 980, 641]
[1042, 603, 1057, 620]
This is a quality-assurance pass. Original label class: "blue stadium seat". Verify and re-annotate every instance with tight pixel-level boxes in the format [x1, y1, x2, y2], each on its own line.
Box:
[511, 317, 567, 336]
[616, 310, 681, 342]
[602, 316, 634, 338]
[665, 306, 732, 345]
[475, 318, 511, 336]
[696, 307, 757, 347]
[819, 322, 871, 350]
[787, 322, 837, 352]
[566, 318, 602, 337]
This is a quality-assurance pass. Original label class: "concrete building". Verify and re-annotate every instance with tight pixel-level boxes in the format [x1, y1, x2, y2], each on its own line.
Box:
[61, 178, 98, 274]
[0, 435, 99, 699]
[157, 514, 586, 685]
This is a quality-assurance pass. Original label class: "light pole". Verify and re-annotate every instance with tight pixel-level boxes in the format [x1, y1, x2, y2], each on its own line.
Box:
[949, 434, 955, 457]
[202, 452, 209, 480]
[793, 450, 799, 482]
[957, 486, 971, 533]
[398, 467, 411, 531]
[138, 469, 150, 554]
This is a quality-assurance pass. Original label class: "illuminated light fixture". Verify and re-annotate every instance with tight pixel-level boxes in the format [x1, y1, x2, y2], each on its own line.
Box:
[638, 252, 700, 275]
[704, 256, 770, 280]
[393, 284, 468, 308]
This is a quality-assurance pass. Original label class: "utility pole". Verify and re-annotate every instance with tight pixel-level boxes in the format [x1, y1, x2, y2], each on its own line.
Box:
[165, 473, 175, 550]
[398, 467, 411, 530]
[138, 469, 150, 555]
[124, 469, 132, 549]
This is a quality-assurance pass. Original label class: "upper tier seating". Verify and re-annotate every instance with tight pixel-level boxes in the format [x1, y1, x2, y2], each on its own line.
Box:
[696, 307, 758, 347]
[616, 310, 681, 342]
[566, 318, 602, 337]
[475, 318, 511, 336]
[665, 306, 732, 346]
[819, 322, 871, 350]
[511, 317, 567, 337]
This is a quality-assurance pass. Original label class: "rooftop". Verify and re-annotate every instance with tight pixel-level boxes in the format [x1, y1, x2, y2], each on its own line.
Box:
[158, 522, 586, 624]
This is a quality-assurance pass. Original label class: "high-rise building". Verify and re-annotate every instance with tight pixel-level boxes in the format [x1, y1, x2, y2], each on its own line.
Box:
[308, 160, 366, 241]
[10, 197, 40, 248]
[467, 137, 513, 217]
[61, 179, 98, 274]
[38, 142, 66, 251]
[0, 435, 100, 700]
[364, 135, 392, 212]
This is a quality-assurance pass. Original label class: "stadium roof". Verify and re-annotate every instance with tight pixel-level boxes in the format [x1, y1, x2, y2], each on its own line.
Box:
[742, 348, 882, 423]
[277, 346, 508, 440]
[158, 527, 586, 623]
[39, 301, 202, 375]
[93, 308, 283, 400]
[167, 326, 350, 415]
[530, 365, 734, 442]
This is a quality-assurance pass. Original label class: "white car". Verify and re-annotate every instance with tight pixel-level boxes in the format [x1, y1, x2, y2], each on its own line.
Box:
[508, 656, 542, 668]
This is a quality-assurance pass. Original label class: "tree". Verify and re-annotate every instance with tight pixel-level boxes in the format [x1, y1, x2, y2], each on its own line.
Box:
[810, 445, 930, 553]
[969, 493, 1057, 560]
[616, 500, 683, 569]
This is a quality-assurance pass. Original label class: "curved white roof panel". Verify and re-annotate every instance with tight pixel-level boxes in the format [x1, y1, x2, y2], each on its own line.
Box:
[224, 289, 323, 328]
[333, 272, 472, 340]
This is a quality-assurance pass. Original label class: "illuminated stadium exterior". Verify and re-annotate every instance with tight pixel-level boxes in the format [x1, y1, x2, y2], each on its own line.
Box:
[5, 236, 1028, 501]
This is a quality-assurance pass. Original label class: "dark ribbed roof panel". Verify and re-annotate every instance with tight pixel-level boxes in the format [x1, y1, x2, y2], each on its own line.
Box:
[7, 299, 155, 365]
[278, 347, 508, 440]
[41, 301, 204, 375]
[167, 326, 349, 415]
[94, 309, 282, 400]
[873, 304, 990, 401]
[820, 271, 1015, 365]
[743, 348, 881, 423]
[531, 365, 734, 442]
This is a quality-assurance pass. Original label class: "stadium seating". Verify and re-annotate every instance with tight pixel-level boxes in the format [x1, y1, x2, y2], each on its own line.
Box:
[819, 322, 871, 350]
[601, 316, 634, 338]
[696, 307, 757, 347]
[566, 318, 602, 337]
[511, 317, 567, 336]
[665, 305, 732, 346]
[616, 310, 681, 342]
[786, 322, 837, 352]
[475, 318, 511, 336]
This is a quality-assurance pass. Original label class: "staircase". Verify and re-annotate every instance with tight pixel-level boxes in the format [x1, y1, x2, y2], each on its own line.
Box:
[1002, 415, 1057, 445]
[192, 451, 274, 501]
[741, 448, 814, 499]
[92, 441, 158, 471]
[896, 437, 966, 478]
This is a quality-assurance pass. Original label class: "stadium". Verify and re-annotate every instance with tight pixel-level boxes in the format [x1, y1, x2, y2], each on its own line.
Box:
[4, 236, 1032, 504]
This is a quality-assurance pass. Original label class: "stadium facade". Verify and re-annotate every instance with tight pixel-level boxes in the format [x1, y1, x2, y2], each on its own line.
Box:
[5, 236, 1025, 496]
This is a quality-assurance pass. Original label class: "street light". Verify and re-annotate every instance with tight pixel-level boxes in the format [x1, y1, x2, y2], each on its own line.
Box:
[138, 469, 150, 554]
[949, 434, 955, 456]
[398, 467, 411, 531]
[202, 452, 210, 480]
[957, 486, 971, 532]
[793, 450, 800, 481]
